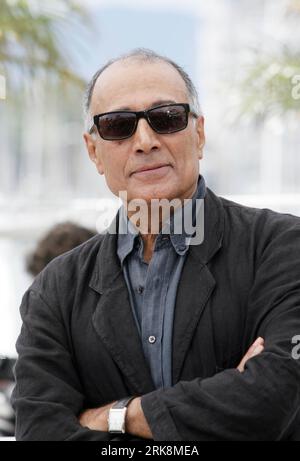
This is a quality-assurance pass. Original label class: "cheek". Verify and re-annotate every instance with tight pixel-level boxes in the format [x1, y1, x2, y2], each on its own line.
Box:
[100, 150, 128, 188]
[97, 147, 116, 173]
[168, 137, 199, 167]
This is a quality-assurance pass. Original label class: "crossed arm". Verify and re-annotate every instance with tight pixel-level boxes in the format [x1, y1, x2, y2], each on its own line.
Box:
[12, 215, 300, 440]
[12, 279, 300, 441]
[78, 337, 265, 439]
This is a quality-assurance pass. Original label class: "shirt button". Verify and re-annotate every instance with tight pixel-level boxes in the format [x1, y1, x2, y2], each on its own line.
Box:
[148, 335, 156, 344]
[137, 285, 144, 294]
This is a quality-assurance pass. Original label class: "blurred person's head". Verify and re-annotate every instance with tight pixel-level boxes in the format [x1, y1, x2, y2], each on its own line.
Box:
[26, 222, 96, 277]
[83, 48, 205, 205]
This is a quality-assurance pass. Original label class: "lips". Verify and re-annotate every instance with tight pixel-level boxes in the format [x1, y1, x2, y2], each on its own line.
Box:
[132, 163, 171, 175]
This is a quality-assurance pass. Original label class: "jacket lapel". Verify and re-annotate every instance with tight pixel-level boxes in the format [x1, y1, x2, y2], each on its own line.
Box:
[89, 187, 225, 393]
[172, 188, 225, 384]
[90, 215, 156, 396]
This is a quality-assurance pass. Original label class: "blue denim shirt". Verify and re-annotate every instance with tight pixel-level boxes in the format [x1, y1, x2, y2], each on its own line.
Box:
[117, 175, 206, 389]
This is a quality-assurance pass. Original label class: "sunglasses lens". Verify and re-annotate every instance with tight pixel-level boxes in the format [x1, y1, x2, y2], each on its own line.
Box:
[98, 112, 136, 140]
[149, 105, 188, 134]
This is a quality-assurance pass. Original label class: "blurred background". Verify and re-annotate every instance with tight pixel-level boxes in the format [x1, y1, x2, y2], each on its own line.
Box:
[0, 0, 299, 357]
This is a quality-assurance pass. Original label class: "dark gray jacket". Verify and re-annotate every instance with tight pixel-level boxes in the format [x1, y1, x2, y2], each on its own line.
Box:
[11, 187, 300, 440]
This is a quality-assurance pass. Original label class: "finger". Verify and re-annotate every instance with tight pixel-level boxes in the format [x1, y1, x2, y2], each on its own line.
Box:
[239, 337, 264, 365]
[251, 344, 264, 356]
[249, 337, 264, 351]
[237, 344, 264, 372]
[243, 337, 264, 359]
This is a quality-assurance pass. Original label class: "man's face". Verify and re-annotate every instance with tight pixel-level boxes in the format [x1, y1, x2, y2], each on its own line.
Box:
[84, 59, 205, 203]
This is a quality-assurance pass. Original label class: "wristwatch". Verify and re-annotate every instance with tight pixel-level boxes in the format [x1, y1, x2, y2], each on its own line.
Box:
[107, 396, 136, 433]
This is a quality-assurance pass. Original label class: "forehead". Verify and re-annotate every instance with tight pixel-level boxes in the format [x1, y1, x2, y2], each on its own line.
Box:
[90, 59, 189, 113]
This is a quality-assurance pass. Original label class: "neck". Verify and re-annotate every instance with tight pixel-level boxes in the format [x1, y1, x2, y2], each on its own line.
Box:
[125, 180, 199, 262]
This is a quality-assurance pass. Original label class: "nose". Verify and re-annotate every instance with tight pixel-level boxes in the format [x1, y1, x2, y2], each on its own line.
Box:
[132, 118, 161, 154]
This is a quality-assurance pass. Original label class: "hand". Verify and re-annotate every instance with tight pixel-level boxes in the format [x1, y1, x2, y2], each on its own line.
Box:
[78, 400, 117, 431]
[78, 339, 264, 434]
[237, 337, 264, 372]
[78, 397, 153, 439]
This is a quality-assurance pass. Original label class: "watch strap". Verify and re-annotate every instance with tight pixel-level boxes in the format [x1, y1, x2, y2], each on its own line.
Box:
[112, 396, 136, 409]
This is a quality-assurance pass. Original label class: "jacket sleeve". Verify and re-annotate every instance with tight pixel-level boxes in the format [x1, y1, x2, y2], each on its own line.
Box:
[11, 286, 142, 441]
[141, 216, 300, 441]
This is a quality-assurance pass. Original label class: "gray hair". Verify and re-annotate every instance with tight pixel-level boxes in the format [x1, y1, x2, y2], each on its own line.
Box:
[83, 48, 202, 132]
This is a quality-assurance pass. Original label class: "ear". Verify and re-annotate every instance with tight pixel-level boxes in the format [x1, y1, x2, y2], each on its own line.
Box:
[195, 116, 205, 160]
[83, 132, 105, 175]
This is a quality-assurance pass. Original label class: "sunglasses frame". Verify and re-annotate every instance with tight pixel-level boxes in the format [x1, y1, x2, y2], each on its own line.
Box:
[90, 103, 198, 141]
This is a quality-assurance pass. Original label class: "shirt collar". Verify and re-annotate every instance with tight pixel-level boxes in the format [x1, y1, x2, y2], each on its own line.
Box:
[117, 205, 139, 265]
[166, 174, 206, 255]
[117, 174, 206, 263]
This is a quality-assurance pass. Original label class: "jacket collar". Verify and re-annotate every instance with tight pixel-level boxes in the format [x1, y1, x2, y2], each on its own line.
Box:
[89, 186, 225, 393]
[117, 175, 207, 264]
[90, 185, 224, 293]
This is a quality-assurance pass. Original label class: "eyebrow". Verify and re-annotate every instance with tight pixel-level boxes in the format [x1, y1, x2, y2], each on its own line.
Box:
[110, 99, 178, 112]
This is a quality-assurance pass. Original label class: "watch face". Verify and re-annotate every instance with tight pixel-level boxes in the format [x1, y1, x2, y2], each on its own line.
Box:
[108, 408, 126, 433]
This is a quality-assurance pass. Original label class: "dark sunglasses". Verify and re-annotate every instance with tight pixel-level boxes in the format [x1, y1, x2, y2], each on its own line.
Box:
[89, 103, 198, 141]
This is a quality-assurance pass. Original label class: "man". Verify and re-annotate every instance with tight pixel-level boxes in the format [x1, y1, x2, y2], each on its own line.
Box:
[12, 49, 300, 441]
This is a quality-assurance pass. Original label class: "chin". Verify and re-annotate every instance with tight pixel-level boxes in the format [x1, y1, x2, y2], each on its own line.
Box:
[129, 187, 177, 204]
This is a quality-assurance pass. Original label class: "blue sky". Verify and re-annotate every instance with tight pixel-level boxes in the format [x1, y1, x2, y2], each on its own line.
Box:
[78, 5, 200, 86]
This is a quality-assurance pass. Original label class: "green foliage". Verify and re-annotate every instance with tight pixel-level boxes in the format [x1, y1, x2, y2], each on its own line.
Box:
[0, 0, 90, 87]
[238, 50, 300, 118]
[233, 0, 300, 119]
